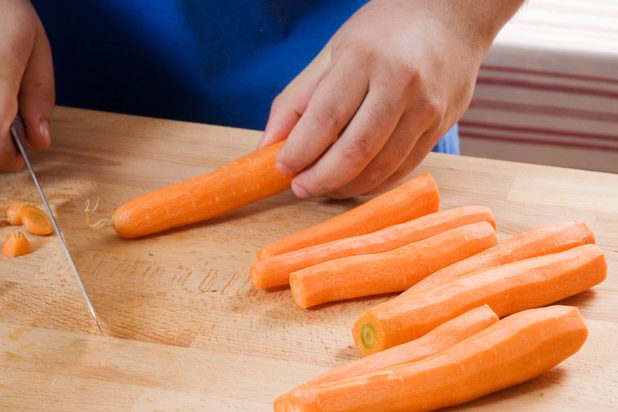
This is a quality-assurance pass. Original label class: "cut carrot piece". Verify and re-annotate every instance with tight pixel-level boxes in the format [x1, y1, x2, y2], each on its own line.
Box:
[20, 206, 54, 236]
[6, 202, 23, 225]
[274, 305, 498, 409]
[2, 231, 31, 257]
[279, 306, 588, 412]
[353, 244, 605, 356]
[257, 172, 440, 260]
[251, 205, 495, 289]
[289, 221, 497, 308]
[112, 140, 293, 238]
[405, 220, 595, 295]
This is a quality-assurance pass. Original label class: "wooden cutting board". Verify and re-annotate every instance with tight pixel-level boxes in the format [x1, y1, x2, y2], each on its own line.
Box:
[1, 107, 617, 411]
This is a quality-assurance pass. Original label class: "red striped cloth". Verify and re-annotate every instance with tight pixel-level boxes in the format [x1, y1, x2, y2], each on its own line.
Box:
[460, 0, 618, 173]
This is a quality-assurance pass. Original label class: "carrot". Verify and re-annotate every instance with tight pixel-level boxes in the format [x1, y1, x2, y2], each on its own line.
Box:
[20, 206, 54, 236]
[6, 202, 23, 225]
[353, 243, 605, 356]
[405, 220, 595, 295]
[278, 305, 588, 412]
[289, 221, 497, 308]
[251, 205, 495, 289]
[110, 140, 293, 238]
[2, 231, 31, 257]
[274, 305, 498, 410]
[257, 172, 440, 260]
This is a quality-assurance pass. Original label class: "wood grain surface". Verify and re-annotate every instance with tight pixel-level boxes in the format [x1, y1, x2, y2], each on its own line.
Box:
[1, 107, 617, 411]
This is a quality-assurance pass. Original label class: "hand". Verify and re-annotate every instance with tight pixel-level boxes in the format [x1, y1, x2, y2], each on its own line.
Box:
[259, 0, 523, 199]
[0, 0, 55, 171]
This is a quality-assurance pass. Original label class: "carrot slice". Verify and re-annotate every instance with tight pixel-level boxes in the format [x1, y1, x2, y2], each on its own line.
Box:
[257, 172, 440, 260]
[20, 206, 54, 236]
[274, 305, 498, 409]
[289, 221, 497, 308]
[405, 220, 595, 295]
[6, 202, 23, 225]
[2, 231, 31, 257]
[112, 140, 293, 238]
[353, 243, 605, 356]
[280, 306, 588, 412]
[251, 205, 495, 289]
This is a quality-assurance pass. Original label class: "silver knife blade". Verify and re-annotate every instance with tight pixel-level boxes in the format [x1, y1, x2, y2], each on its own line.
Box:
[11, 115, 103, 334]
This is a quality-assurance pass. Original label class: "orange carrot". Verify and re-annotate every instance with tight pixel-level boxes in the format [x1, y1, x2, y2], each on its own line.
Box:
[405, 220, 595, 295]
[251, 205, 495, 289]
[20, 206, 54, 236]
[274, 305, 498, 409]
[111, 140, 293, 238]
[6, 202, 23, 225]
[353, 244, 605, 356]
[279, 305, 588, 412]
[257, 172, 440, 260]
[289, 221, 497, 308]
[2, 231, 31, 257]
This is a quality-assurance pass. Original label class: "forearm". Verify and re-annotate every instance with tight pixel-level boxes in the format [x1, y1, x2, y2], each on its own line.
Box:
[393, 0, 526, 54]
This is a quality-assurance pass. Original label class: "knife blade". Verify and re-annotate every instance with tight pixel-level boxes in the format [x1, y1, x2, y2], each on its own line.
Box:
[11, 114, 103, 334]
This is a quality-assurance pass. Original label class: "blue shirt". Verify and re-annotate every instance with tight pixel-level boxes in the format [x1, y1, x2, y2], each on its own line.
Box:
[32, 0, 458, 154]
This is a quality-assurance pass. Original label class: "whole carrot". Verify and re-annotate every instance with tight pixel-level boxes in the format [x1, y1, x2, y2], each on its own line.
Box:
[405, 220, 595, 295]
[353, 244, 605, 356]
[251, 205, 495, 289]
[290, 221, 497, 308]
[274, 305, 498, 410]
[257, 172, 440, 260]
[279, 305, 588, 412]
[111, 140, 293, 238]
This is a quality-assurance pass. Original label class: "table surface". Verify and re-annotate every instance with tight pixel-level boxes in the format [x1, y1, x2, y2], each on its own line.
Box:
[1, 107, 617, 412]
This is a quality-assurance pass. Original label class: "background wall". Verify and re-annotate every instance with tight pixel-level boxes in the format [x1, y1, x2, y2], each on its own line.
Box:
[460, 0, 618, 173]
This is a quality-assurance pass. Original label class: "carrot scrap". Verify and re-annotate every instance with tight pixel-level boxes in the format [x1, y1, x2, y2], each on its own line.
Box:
[6, 202, 23, 225]
[2, 231, 31, 257]
[20, 205, 54, 236]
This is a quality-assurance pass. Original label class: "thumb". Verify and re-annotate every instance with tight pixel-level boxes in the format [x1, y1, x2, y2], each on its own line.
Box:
[19, 16, 55, 151]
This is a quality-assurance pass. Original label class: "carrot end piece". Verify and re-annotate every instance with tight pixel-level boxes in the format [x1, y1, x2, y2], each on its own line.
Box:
[6, 202, 23, 225]
[2, 231, 31, 257]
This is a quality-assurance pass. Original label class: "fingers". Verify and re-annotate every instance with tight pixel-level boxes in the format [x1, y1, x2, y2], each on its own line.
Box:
[0, 1, 48, 171]
[0, 54, 25, 172]
[290, 82, 403, 198]
[365, 127, 444, 195]
[19, 16, 55, 151]
[258, 47, 331, 150]
[274, 54, 370, 177]
[326, 112, 423, 199]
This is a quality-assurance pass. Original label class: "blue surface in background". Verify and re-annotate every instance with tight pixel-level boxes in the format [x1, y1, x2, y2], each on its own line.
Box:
[32, 0, 458, 152]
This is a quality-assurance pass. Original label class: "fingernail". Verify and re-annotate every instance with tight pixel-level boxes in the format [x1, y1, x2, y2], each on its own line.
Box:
[39, 120, 51, 146]
[257, 133, 267, 149]
[291, 182, 310, 199]
[276, 161, 295, 175]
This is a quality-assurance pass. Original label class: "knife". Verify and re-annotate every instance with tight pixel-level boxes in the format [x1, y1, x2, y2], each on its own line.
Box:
[11, 114, 103, 334]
